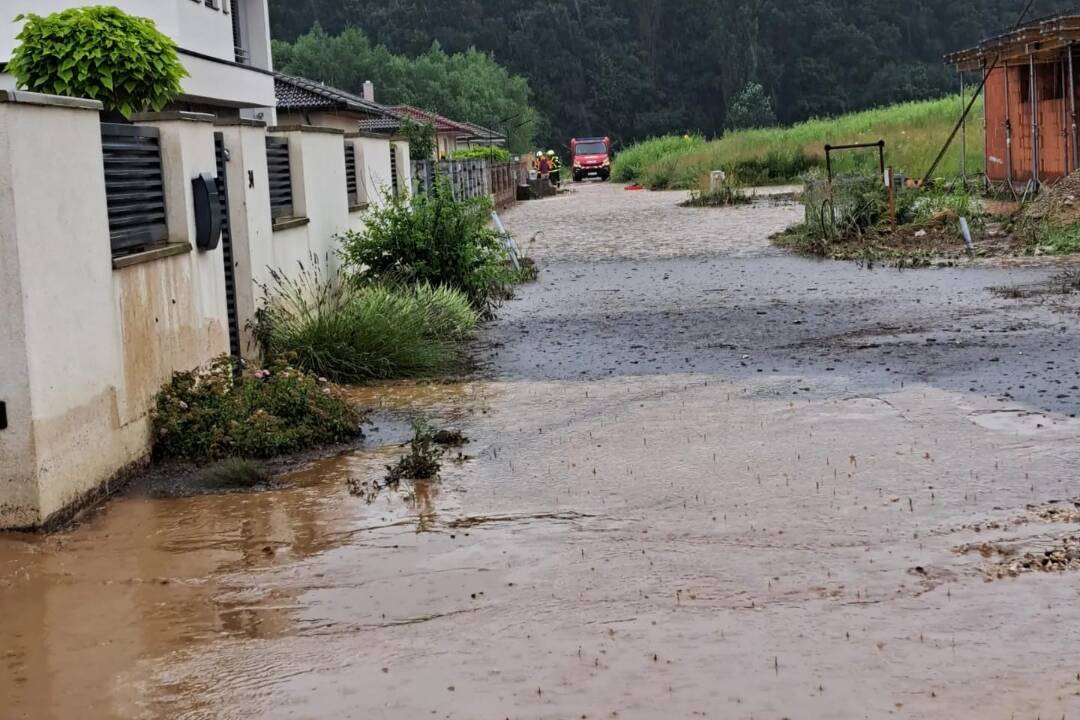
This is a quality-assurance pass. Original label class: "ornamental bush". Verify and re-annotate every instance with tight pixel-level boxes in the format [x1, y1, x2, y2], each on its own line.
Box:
[152, 357, 360, 461]
[339, 180, 514, 316]
[8, 6, 187, 117]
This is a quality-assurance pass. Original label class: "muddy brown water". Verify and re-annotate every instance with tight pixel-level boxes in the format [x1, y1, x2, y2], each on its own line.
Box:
[3, 183, 1080, 719]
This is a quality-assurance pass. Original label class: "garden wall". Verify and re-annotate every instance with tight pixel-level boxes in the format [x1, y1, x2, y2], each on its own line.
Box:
[0, 91, 411, 529]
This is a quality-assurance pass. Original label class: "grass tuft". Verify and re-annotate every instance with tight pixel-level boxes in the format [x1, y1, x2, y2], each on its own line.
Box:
[255, 258, 479, 383]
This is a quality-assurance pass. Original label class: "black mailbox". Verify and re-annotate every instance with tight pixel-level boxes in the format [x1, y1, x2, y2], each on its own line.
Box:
[192, 173, 222, 252]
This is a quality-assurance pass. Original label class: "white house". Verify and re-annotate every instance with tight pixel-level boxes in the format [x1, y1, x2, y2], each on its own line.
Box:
[0, 0, 276, 119]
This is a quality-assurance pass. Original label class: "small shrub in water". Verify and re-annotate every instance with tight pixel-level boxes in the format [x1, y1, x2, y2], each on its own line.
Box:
[152, 357, 360, 461]
[681, 183, 753, 208]
[386, 419, 443, 483]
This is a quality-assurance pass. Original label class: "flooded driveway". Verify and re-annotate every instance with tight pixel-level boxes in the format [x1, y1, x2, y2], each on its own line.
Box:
[4, 183, 1080, 719]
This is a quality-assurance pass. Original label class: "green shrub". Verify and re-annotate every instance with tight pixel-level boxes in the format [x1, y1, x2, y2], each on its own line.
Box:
[401, 118, 436, 161]
[339, 179, 513, 316]
[448, 146, 512, 162]
[255, 260, 478, 383]
[8, 6, 187, 117]
[152, 357, 359, 462]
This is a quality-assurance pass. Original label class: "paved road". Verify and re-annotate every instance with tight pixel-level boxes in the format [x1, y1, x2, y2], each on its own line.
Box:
[2, 182, 1080, 720]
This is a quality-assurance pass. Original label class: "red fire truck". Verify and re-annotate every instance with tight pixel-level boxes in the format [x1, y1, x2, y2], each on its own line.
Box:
[570, 136, 612, 182]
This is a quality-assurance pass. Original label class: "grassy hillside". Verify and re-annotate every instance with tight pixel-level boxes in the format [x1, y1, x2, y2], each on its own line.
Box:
[611, 96, 983, 190]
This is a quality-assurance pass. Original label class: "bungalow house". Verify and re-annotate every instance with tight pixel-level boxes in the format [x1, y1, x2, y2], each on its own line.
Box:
[0, 0, 277, 120]
[947, 13, 1080, 188]
[274, 72, 401, 132]
[358, 103, 506, 159]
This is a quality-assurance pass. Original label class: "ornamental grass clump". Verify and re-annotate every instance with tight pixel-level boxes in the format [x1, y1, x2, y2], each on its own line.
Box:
[254, 257, 479, 383]
[8, 6, 187, 117]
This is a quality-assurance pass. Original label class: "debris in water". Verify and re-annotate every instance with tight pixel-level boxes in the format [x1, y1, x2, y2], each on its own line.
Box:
[1026, 500, 1080, 524]
[432, 429, 469, 447]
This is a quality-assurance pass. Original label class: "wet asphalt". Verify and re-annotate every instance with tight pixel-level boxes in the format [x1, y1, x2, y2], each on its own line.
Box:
[493, 185, 1080, 416]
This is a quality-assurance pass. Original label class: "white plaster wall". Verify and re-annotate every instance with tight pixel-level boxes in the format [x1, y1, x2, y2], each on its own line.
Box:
[295, 130, 350, 270]
[0, 98, 231, 527]
[354, 136, 394, 207]
[5, 100, 130, 525]
[113, 117, 230, 426]
[0, 103, 37, 527]
[393, 140, 413, 196]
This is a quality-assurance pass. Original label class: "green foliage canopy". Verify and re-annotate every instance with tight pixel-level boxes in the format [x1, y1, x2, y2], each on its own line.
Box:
[8, 6, 187, 117]
[401, 118, 437, 160]
[273, 26, 537, 153]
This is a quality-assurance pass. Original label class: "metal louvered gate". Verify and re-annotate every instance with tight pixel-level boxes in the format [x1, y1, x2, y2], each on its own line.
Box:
[215, 133, 241, 358]
[266, 137, 294, 219]
[390, 145, 399, 196]
[101, 123, 167, 255]
[345, 143, 359, 205]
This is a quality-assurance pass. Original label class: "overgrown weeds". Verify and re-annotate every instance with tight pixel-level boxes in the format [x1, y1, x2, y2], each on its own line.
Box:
[152, 357, 360, 461]
[612, 95, 984, 190]
[775, 174, 1000, 266]
[254, 258, 478, 383]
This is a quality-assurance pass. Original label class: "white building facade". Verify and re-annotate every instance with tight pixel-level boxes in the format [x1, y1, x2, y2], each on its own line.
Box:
[0, 0, 276, 118]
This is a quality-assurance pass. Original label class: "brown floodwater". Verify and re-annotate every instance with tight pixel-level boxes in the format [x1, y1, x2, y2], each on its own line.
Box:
[4, 376, 1080, 719]
[4, 185, 1080, 719]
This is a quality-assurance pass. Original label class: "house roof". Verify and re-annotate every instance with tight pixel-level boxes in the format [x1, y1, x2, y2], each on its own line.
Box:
[947, 14, 1080, 71]
[457, 120, 506, 143]
[355, 104, 506, 142]
[274, 73, 398, 120]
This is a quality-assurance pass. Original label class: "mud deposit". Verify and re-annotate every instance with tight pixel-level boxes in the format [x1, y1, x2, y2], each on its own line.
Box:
[3, 183, 1080, 719]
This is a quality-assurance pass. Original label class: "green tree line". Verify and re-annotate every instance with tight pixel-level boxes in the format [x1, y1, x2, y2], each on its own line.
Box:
[269, 0, 1065, 149]
[273, 26, 537, 153]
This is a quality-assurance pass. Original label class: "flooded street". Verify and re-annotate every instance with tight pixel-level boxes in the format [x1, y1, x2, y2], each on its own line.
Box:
[4, 183, 1080, 719]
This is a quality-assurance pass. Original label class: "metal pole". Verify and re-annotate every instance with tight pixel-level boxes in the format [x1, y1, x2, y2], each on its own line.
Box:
[1005, 62, 1014, 187]
[1030, 54, 1040, 189]
[961, 70, 967, 180]
[983, 62, 990, 186]
[1069, 46, 1078, 173]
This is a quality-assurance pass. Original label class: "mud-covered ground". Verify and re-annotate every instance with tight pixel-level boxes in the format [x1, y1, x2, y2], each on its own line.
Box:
[3, 182, 1080, 720]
